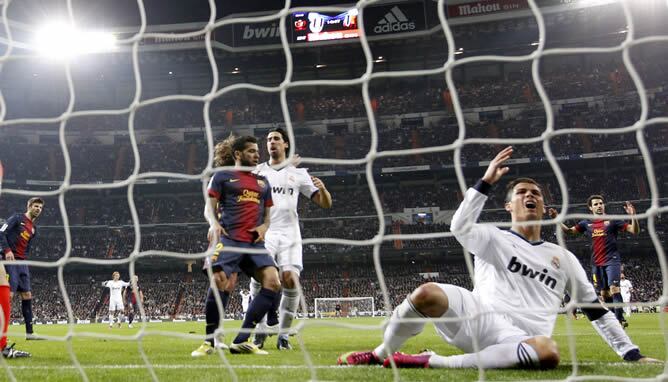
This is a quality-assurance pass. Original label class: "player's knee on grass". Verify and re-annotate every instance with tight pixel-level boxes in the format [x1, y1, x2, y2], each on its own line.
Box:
[20, 291, 31, 300]
[257, 267, 281, 292]
[609, 285, 621, 294]
[524, 336, 559, 369]
[409, 283, 448, 317]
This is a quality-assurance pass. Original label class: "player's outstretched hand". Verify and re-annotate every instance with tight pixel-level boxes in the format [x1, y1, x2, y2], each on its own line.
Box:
[482, 146, 513, 185]
[637, 357, 662, 364]
[547, 208, 558, 219]
[289, 154, 302, 167]
[311, 176, 325, 190]
[249, 224, 268, 243]
[207, 223, 227, 244]
[623, 201, 636, 215]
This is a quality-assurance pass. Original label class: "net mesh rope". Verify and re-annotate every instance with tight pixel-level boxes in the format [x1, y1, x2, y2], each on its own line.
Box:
[0, 0, 664, 381]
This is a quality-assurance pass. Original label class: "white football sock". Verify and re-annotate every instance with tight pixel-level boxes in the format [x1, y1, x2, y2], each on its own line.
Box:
[279, 287, 300, 338]
[428, 342, 539, 369]
[373, 298, 426, 360]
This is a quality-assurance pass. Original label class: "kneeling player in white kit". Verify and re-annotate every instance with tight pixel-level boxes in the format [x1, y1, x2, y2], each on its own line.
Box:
[253, 128, 332, 350]
[103, 272, 129, 329]
[339, 147, 658, 368]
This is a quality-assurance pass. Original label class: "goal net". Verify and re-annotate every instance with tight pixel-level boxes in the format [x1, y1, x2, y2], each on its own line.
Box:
[314, 297, 375, 318]
[0, 0, 665, 381]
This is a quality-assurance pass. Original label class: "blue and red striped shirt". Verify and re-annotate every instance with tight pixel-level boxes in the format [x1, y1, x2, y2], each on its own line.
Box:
[575, 219, 628, 266]
[0, 213, 37, 260]
[207, 170, 273, 243]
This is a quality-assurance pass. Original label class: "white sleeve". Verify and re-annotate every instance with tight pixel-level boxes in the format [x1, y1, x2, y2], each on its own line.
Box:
[121, 281, 130, 287]
[450, 187, 497, 261]
[299, 169, 319, 198]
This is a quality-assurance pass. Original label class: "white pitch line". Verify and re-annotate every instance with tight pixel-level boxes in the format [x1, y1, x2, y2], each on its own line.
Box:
[4, 362, 662, 370]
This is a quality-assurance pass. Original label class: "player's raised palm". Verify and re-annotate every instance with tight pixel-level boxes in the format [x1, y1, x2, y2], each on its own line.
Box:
[623, 201, 636, 215]
[482, 146, 513, 185]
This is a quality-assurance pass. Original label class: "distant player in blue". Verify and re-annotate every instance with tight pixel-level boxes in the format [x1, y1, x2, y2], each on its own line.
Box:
[0, 197, 44, 340]
[191, 135, 281, 357]
[550, 195, 639, 327]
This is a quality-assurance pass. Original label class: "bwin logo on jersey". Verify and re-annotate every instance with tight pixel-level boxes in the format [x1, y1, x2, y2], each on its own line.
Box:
[507, 256, 557, 290]
[272, 186, 295, 195]
[374, 6, 416, 34]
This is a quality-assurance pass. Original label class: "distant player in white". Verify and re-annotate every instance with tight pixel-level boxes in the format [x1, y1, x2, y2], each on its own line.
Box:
[240, 289, 251, 316]
[339, 147, 657, 368]
[103, 272, 129, 328]
[252, 128, 332, 350]
[620, 273, 633, 316]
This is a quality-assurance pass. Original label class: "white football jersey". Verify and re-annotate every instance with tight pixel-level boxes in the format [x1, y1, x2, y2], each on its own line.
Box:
[104, 280, 130, 301]
[451, 188, 598, 337]
[255, 162, 319, 232]
[620, 279, 632, 296]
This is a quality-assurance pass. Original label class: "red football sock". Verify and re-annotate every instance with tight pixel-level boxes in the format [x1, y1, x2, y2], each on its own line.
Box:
[0, 285, 10, 350]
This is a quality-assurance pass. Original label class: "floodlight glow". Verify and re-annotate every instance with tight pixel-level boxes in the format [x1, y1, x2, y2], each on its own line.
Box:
[34, 23, 117, 60]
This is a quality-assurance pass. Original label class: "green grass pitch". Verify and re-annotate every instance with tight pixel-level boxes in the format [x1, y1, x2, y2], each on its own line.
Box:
[1, 313, 665, 381]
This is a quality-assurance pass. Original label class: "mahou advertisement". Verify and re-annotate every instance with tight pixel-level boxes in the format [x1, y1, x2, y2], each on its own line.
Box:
[448, 0, 582, 18]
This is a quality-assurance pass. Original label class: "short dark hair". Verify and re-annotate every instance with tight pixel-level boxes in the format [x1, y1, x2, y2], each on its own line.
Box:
[214, 135, 258, 167]
[269, 128, 290, 152]
[505, 177, 543, 202]
[232, 136, 258, 158]
[27, 197, 44, 208]
[587, 194, 604, 207]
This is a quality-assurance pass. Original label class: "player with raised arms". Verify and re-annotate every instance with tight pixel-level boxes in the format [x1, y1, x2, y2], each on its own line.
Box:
[191, 135, 281, 357]
[252, 127, 332, 350]
[549, 194, 639, 327]
[239, 289, 251, 318]
[0, 197, 44, 340]
[102, 272, 129, 328]
[338, 146, 657, 369]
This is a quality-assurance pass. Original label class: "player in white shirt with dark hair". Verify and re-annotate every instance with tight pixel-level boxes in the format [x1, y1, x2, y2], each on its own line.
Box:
[339, 146, 657, 368]
[620, 273, 633, 316]
[252, 128, 332, 350]
[103, 272, 129, 329]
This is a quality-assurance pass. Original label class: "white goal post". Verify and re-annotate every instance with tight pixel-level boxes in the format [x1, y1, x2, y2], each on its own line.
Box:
[314, 297, 375, 318]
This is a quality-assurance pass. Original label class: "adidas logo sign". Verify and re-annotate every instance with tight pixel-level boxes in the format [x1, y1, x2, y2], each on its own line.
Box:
[373, 6, 416, 34]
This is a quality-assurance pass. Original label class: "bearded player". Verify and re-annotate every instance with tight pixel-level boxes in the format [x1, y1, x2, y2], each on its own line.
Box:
[550, 195, 638, 327]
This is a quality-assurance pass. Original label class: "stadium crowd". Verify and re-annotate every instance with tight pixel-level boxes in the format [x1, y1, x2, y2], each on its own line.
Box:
[12, 252, 664, 322]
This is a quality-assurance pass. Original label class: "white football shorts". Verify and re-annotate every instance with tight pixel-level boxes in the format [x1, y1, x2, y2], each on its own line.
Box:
[264, 229, 303, 274]
[433, 284, 530, 353]
[108, 299, 124, 312]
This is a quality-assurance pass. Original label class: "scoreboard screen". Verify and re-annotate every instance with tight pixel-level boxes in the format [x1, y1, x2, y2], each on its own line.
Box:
[292, 9, 359, 43]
